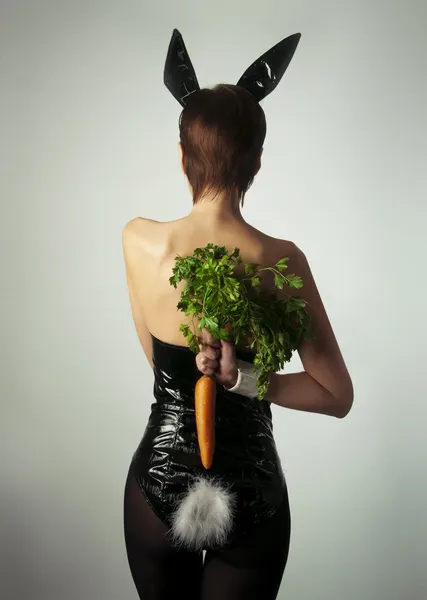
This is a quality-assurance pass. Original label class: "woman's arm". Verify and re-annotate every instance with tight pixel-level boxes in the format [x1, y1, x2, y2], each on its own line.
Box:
[267, 371, 351, 418]
[266, 243, 353, 418]
[122, 219, 154, 369]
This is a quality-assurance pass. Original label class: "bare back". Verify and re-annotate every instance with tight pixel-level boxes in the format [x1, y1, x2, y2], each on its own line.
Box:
[123, 208, 352, 414]
[122, 213, 297, 359]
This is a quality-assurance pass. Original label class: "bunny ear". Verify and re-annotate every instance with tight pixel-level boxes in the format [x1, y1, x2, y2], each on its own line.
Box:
[164, 29, 200, 107]
[236, 33, 302, 102]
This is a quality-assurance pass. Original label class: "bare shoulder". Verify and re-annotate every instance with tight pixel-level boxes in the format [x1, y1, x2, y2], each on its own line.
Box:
[273, 238, 318, 298]
[121, 218, 161, 280]
[122, 216, 176, 256]
[273, 237, 303, 259]
[122, 216, 159, 244]
[260, 232, 305, 270]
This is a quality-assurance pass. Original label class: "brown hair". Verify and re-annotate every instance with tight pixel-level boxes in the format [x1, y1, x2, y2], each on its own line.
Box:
[179, 84, 266, 205]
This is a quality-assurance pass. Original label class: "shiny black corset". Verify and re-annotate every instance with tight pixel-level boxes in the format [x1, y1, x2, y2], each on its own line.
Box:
[131, 334, 287, 545]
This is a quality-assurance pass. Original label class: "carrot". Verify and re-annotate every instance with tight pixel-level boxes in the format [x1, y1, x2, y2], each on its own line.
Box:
[195, 375, 216, 469]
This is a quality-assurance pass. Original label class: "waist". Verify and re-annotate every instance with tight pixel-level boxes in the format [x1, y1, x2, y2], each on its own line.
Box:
[153, 366, 271, 413]
[144, 394, 275, 467]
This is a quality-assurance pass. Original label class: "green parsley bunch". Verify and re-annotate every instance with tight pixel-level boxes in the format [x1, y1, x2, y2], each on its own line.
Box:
[169, 243, 313, 400]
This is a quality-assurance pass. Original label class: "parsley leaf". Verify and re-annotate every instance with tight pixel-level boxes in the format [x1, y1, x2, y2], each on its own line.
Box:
[169, 244, 313, 400]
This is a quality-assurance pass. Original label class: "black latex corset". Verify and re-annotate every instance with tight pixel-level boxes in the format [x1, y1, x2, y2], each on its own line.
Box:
[131, 334, 287, 547]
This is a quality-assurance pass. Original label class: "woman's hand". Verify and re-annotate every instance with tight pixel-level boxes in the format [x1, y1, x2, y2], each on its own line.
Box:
[196, 328, 238, 389]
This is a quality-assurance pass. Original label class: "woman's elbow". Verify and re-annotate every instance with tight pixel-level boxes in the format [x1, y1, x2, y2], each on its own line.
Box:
[334, 384, 354, 419]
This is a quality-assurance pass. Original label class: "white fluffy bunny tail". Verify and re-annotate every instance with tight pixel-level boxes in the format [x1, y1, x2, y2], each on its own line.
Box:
[168, 476, 236, 551]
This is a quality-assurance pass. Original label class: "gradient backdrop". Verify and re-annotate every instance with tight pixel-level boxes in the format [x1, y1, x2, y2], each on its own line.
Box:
[2, 1, 426, 599]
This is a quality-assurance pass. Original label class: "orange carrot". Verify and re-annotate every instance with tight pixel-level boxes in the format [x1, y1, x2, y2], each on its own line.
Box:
[195, 375, 216, 469]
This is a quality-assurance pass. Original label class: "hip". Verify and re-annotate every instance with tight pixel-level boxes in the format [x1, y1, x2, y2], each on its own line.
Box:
[130, 403, 287, 548]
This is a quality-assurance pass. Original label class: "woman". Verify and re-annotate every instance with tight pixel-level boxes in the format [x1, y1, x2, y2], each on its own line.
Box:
[122, 30, 353, 600]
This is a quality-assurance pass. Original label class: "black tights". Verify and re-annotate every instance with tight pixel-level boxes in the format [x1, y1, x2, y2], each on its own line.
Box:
[123, 462, 291, 600]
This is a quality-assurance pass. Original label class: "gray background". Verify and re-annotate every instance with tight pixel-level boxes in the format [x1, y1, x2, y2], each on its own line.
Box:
[1, 1, 426, 599]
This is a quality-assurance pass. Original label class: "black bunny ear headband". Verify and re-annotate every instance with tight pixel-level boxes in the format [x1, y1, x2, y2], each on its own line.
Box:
[164, 28, 301, 107]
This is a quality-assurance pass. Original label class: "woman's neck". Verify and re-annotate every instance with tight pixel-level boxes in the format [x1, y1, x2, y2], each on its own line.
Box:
[188, 189, 245, 222]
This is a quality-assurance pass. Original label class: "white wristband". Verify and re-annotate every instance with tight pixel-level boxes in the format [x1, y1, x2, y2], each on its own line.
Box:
[224, 359, 262, 398]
